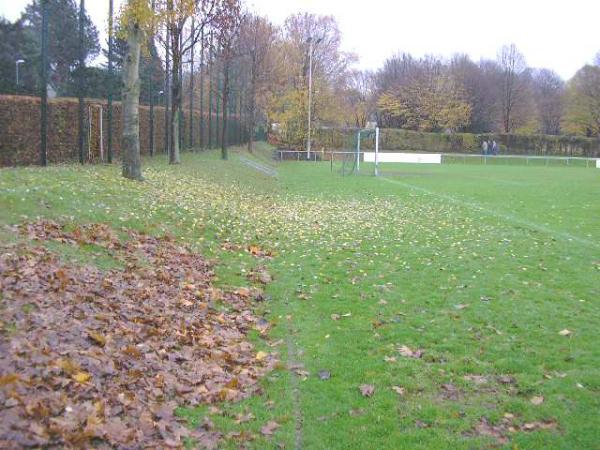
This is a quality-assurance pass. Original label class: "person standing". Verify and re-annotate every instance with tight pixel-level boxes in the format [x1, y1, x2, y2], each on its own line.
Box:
[482, 140, 489, 155]
[492, 140, 498, 155]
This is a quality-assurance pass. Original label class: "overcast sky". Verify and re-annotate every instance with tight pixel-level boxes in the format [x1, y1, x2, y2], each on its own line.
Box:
[2, 0, 599, 79]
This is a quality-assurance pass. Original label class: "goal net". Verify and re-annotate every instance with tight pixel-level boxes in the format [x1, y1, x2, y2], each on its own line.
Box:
[327, 127, 378, 176]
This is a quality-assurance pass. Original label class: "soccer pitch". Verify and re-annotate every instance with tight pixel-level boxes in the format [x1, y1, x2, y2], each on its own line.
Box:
[1, 146, 599, 448]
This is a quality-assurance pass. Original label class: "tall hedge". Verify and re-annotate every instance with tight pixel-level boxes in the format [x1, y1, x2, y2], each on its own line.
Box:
[0, 95, 241, 166]
[313, 128, 600, 158]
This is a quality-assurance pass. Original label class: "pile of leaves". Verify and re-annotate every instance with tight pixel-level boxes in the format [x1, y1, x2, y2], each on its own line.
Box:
[0, 220, 276, 448]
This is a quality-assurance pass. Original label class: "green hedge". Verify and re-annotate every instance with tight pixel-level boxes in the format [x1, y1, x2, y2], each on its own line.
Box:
[314, 128, 600, 157]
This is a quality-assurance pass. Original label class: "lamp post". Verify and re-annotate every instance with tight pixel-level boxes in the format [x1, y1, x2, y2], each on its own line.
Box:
[306, 37, 322, 160]
[16, 59, 25, 88]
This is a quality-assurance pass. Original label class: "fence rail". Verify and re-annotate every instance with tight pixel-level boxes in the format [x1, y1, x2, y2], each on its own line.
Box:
[274, 150, 600, 170]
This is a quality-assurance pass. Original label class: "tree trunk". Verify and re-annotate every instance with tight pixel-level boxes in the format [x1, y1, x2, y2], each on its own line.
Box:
[221, 61, 229, 160]
[121, 20, 143, 180]
[169, 20, 181, 164]
[199, 32, 204, 148]
[247, 68, 256, 152]
[189, 18, 194, 149]
[164, 26, 170, 155]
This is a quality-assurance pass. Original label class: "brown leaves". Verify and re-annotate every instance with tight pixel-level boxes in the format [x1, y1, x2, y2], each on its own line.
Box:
[87, 331, 107, 347]
[0, 221, 277, 448]
[247, 244, 273, 258]
[391, 386, 405, 396]
[260, 421, 280, 436]
[530, 396, 544, 405]
[398, 345, 424, 359]
[468, 414, 558, 445]
[359, 384, 375, 397]
[247, 266, 272, 284]
[439, 383, 460, 401]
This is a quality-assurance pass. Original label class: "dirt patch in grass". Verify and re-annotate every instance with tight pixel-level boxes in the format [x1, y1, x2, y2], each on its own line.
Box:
[0, 220, 276, 448]
[466, 414, 558, 445]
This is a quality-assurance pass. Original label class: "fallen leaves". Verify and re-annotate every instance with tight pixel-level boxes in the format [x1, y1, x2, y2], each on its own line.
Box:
[87, 331, 107, 347]
[0, 221, 277, 448]
[247, 266, 273, 284]
[255, 351, 269, 361]
[530, 396, 544, 405]
[391, 386, 405, 396]
[72, 372, 92, 383]
[359, 384, 375, 397]
[330, 312, 351, 321]
[439, 383, 460, 401]
[247, 245, 273, 259]
[522, 420, 557, 431]
[398, 345, 424, 359]
[467, 414, 558, 445]
[318, 370, 331, 381]
[463, 375, 489, 385]
[260, 421, 280, 436]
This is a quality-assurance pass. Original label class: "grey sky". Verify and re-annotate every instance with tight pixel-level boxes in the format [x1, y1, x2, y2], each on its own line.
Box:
[2, 0, 599, 79]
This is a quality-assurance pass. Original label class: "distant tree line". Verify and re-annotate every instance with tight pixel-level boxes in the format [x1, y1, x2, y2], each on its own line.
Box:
[369, 46, 600, 137]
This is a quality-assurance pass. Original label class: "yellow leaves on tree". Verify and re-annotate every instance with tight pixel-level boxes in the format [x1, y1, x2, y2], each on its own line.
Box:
[377, 76, 471, 133]
[562, 65, 600, 136]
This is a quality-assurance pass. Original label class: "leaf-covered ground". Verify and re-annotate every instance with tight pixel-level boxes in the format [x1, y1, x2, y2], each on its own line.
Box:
[0, 220, 275, 448]
[1, 144, 599, 449]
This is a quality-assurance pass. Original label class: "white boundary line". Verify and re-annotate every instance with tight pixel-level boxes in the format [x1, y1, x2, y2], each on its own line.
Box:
[380, 177, 599, 249]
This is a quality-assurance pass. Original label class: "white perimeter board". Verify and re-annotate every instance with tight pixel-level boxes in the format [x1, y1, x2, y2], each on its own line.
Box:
[364, 152, 442, 164]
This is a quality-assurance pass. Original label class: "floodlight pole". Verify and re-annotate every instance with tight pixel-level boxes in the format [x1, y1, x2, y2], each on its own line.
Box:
[307, 37, 321, 160]
[107, 0, 114, 163]
[375, 127, 380, 176]
[77, 0, 85, 165]
[16, 59, 25, 88]
[356, 129, 360, 172]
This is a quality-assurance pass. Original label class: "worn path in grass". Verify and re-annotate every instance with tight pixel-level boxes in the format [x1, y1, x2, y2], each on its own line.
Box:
[1, 145, 599, 449]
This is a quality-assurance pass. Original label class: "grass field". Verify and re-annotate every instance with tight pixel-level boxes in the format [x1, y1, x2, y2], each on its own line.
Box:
[1, 144, 599, 449]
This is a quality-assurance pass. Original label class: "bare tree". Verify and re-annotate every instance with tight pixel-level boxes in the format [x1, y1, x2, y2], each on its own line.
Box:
[532, 69, 565, 135]
[449, 54, 501, 133]
[214, 0, 242, 160]
[347, 70, 374, 128]
[498, 44, 528, 133]
[158, 0, 218, 164]
[239, 14, 275, 152]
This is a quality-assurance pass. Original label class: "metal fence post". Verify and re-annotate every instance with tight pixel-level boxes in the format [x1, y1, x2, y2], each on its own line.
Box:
[40, 0, 49, 166]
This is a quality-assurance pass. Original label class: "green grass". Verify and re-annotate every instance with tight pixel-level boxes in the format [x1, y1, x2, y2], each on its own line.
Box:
[1, 144, 599, 449]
